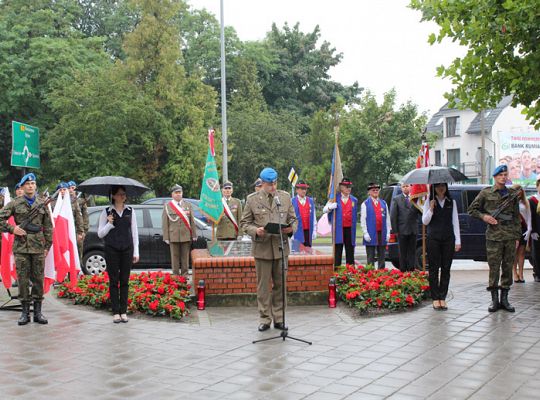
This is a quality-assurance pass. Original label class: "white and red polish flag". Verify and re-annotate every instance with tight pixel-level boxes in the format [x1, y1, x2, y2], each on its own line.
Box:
[1, 188, 17, 289]
[44, 193, 80, 293]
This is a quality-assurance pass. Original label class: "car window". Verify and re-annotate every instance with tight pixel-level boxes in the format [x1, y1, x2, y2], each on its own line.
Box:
[134, 209, 144, 229]
[380, 188, 397, 206]
[449, 190, 464, 213]
[148, 208, 162, 229]
[88, 211, 100, 227]
[464, 190, 481, 211]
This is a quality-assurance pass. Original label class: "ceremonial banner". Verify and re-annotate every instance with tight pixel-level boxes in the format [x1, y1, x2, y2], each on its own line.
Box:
[327, 143, 343, 202]
[199, 129, 224, 224]
[0, 188, 16, 289]
[410, 141, 429, 210]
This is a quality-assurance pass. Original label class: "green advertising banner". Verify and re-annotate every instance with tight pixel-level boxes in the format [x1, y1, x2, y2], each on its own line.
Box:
[11, 121, 40, 168]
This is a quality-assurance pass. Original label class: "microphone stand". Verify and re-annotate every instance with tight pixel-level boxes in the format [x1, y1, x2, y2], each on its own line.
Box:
[253, 196, 312, 345]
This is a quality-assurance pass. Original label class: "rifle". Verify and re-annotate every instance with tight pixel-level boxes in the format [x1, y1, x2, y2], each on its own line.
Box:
[18, 189, 59, 233]
[491, 189, 521, 221]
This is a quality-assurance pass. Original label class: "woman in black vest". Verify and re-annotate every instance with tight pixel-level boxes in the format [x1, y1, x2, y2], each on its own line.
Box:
[98, 185, 139, 323]
[422, 183, 461, 310]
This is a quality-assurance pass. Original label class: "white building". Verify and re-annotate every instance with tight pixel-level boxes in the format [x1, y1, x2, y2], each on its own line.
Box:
[426, 96, 540, 183]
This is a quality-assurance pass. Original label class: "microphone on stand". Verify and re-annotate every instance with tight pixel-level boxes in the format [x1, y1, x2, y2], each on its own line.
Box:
[274, 195, 281, 207]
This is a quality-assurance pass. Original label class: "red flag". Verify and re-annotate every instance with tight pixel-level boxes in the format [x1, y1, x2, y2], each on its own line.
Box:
[410, 142, 430, 210]
[208, 128, 215, 157]
[44, 193, 80, 293]
[1, 188, 17, 289]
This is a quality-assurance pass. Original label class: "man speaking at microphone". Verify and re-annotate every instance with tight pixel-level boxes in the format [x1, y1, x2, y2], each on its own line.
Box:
[240, 167, 297, 332]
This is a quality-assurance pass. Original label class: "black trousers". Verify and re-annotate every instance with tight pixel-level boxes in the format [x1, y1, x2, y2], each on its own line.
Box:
[427, 237, 454, 300]
[398, 233, 417, 271]
[105, 246, 133, 314]
[366, 231, 386, 269]
[532, 238, 540, 280]
[302, 229, 312, 247]
[335, 227, 355, 266]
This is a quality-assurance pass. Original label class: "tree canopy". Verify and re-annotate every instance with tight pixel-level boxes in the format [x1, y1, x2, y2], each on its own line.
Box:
[411, 0, 540, 127]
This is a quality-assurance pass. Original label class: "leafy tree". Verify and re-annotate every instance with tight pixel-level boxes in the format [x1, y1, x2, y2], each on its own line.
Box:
[262, 22, 362, 117]
[340, 90, 427, 196]
[0, 0, 109, 185]
[411, 0, 540, 127]
[76, 0, 139, 59]
[227, 57, 303, 198]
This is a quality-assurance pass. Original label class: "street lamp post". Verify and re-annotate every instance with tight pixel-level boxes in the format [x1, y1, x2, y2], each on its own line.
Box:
[220, 0, 228, 182]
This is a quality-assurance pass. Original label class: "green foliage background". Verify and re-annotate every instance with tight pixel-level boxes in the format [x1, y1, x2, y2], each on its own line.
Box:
[0, 0, 427, 202]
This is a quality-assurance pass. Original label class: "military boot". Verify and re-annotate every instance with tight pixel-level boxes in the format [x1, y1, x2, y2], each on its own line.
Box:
[18, 302, 31, 325]
[499, 289, 515, 312]
[488, 289, 499, 313]
[33, 301, 48, 324]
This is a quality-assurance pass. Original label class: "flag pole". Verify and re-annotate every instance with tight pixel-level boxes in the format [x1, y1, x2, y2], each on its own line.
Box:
[332, 115, 339, 269]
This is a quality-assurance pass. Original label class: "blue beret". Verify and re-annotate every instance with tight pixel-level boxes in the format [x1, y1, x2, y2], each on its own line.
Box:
[260, 167, 278, 183]
[56, 182, 69, 190]
[492, 164, 508, 176]
[19, 173, 36, 187]
[67, 180, 76, 187]
[14, 183, 21, 190]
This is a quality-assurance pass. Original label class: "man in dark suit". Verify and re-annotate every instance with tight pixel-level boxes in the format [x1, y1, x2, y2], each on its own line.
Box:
[390, 183, 420, 271]
[529, 178, 540, 282]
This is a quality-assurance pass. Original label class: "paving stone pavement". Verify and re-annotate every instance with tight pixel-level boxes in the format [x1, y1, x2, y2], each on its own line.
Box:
[1, 269, 540, 400]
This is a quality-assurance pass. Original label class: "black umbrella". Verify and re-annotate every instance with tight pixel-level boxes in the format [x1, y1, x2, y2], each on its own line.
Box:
[77, 176, 150, 197]
[401, 166, 468, 184]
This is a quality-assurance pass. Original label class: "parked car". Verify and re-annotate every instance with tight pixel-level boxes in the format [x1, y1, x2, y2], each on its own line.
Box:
[380, 184, 535, 269]
[82, 205, 212, 275]
[141, 197, 208, 223]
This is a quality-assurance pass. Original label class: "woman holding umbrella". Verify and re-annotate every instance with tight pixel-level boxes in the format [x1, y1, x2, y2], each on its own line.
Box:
[97, 185, 139, 323]
[422, 183, 461, 310]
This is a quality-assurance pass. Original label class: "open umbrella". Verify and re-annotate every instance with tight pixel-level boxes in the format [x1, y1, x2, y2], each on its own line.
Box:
[77, 176, 150, 197]
[401, 166, 468, 184]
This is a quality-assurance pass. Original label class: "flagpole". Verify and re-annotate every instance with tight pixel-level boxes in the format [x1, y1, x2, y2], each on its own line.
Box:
[332, 115, 339, 269]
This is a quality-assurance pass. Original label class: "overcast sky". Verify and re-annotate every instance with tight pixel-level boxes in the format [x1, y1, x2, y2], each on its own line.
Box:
[188, 0, 466, 116]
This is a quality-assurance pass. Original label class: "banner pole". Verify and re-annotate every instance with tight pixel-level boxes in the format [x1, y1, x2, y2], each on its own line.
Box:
[422, 224, 426, 272]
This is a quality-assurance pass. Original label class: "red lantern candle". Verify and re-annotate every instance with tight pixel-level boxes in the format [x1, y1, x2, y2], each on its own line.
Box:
[197, 279, 206, 310]
[328, 277, 337, 308]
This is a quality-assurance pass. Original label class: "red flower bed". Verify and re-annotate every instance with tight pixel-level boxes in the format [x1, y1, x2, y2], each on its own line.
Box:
[336, 264, 430, 312]
[57, 271, 191, 320]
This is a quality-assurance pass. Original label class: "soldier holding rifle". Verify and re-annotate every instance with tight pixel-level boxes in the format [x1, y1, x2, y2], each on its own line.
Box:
[468, 165, 521, 313]
[0, 173, 53, 325]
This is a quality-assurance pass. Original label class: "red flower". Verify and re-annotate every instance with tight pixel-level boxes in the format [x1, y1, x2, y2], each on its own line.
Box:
[395, 297, 401, 303]
[177, 301, 185, 311]
[157, 286, 165, 295]
[149, 300, 159, 312]
[376, 299, 383, 307]
[390, 290, 400, 297]
[406, 295, 414, 305]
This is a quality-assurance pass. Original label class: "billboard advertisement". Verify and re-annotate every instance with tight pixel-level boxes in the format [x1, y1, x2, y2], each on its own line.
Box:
[499, 132, 540, 186]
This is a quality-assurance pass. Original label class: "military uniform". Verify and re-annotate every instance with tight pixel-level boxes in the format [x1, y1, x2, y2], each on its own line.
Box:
[216, 197, 242, 240]
[240, 188, 297, 328]
[0, 192, 53, 324]
[162, 199, 197, 275]
[75, 195, 89, 263]
[468, 185, 521, 289]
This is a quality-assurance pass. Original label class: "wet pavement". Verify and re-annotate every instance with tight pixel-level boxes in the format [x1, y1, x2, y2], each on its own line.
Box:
[1, 268, 540, 400]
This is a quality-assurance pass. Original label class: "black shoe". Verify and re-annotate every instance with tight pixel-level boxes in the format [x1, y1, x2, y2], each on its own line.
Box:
[274, 322, 288, 330]
[258, 323, 270, 332]
[488, 289, 499, 313]
[18, 302, 30, 326]
[499, 288, 515, 312]
[33, 301, 48, 324]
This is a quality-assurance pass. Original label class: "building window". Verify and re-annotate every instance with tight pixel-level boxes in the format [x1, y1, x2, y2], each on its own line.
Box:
[446, 116, 460, 137]
[447, 149, 460, 168]
[435, 151, 441, 166]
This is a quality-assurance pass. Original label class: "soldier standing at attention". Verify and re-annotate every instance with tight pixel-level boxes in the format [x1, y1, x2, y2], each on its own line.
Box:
[68, 181, 89, 263]
[216, 181, 242, 240]
[468, 165, 521, 313]
[240, 168, 297, 332]
[0, 173, 53, 325]
[162, 184, 197, 276]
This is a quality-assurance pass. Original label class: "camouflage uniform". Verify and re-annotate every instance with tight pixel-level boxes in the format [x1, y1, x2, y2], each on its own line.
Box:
[76, 195, 89, 263]
[0, 196, 53, 303]
[468, 186, 521, 290]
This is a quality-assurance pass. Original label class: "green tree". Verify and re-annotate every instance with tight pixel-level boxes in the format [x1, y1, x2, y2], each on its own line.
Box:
[411, 0, 540, 127]
[340, 90, 427, 196]
[0, 0, 109, 185]
[262, 22, 362, 117]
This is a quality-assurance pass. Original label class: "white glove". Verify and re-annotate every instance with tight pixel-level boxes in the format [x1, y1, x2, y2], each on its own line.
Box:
[323, 202, 338, 213]
[386, 234, 390, 243]
[164, 239, 170, 244]
[524, 230, 532, 239]
[532, 232, 539, 241]
[363, 233, 371, 242]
